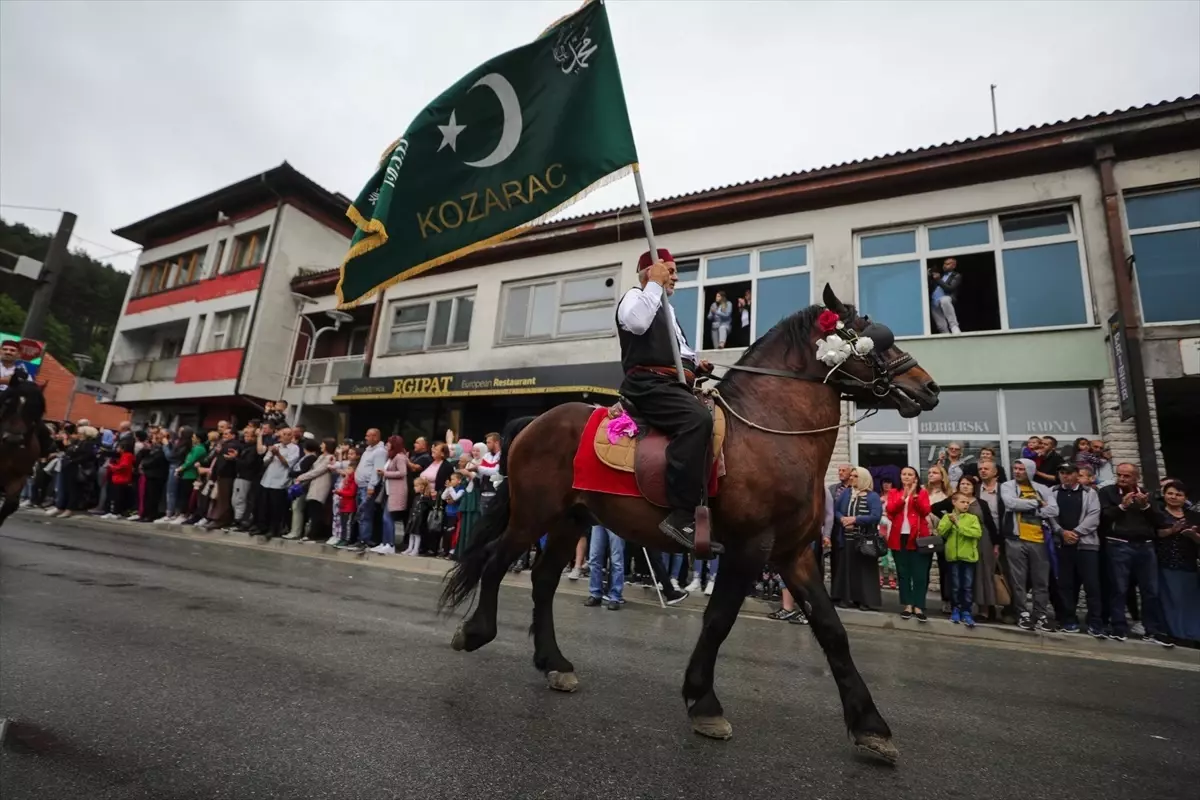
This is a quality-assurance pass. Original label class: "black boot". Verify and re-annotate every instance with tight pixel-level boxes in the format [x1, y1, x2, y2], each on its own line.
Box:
[658, 509, 697, 550]
[658, 509, 724, 554]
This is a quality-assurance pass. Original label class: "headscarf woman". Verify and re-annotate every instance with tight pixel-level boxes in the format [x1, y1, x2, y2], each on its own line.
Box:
[830, 466, 884, 610]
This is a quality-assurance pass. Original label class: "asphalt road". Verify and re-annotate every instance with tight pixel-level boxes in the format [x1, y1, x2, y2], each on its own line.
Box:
[2, 517, 1197, 800]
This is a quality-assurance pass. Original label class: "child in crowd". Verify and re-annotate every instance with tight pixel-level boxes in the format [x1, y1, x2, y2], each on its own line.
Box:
[877, 479, 898, 589]
[1021, 436, 1042, 464]
[263, 400, 288, 430]
[404, 477, 432, 556]
[937, 492, 982, 627]
[441, 472, 466, 557]
[331, 456, 358, 547]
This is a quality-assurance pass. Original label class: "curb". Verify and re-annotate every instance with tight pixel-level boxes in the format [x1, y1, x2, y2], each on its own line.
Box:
[12, 509, 1199, 671]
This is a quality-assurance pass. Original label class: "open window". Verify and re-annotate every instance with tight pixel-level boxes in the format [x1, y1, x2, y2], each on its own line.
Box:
[856, 207, 1090, 338]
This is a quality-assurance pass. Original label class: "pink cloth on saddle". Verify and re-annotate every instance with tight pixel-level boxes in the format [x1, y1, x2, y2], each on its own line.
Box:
[606, 412, 639, 443]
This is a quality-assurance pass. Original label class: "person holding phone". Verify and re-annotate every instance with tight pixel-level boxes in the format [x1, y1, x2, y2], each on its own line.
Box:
[1098, 463, 1171, 645]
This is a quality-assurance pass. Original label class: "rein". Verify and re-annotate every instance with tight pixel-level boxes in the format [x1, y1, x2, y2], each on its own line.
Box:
[706, 386, 878, 436]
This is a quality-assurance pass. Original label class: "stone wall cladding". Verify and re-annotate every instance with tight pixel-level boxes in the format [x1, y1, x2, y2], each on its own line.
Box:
[1098, 377, 1165, 474]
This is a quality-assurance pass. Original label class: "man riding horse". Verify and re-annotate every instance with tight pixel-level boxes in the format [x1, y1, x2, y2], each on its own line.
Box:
[616, 248, 717, 552]
[0, 352, 50, 527]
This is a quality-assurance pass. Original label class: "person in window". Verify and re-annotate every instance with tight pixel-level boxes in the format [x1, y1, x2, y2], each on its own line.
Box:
[928, 257, 962, 334]
[831, 467, 883, 611]
[1156, 480, 1200, 644]
[1000, 458, 1060, 632]
[707, 291, 733, 349]
[616, 248, 715, 552]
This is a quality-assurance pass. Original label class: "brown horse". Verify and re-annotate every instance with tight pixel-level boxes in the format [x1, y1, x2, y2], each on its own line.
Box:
[0, 371, 47, 527]
[440, 285, 939, 762]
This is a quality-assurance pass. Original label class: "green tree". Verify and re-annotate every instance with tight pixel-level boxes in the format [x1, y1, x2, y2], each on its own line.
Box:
[0, 217, 128, 379]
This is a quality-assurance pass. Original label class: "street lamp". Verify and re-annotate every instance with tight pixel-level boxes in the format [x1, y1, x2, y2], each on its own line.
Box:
[63, 352, 93, 424]
[292, 309, 354, 427]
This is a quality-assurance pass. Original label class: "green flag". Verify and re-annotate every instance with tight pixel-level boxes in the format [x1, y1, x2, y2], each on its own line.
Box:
[337, 0, 638, 306]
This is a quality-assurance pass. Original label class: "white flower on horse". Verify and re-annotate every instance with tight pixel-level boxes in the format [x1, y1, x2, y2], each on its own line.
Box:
[853, 337, 875, 356]
[816, 336, 852, 366]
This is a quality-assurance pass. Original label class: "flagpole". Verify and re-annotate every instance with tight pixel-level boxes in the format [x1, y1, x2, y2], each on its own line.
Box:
[632, 167, 687, 386]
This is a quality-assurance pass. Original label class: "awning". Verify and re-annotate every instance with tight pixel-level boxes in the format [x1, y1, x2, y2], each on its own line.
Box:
[334, 362, 623, 402]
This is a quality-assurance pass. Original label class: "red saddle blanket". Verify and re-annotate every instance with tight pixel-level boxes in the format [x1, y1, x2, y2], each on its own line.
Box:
[571, 407, 720, 503]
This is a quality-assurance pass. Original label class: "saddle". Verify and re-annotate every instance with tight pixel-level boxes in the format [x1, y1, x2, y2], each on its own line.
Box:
[592, 398, 726, 509]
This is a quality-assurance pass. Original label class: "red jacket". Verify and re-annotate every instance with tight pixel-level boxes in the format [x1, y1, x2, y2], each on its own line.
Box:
[884, 488, 931, 550]
[110, 452, 135, 486]
[335, 473, 357, 514]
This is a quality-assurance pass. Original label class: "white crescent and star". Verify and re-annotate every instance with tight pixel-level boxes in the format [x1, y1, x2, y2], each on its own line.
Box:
[436, 72, 523, 169]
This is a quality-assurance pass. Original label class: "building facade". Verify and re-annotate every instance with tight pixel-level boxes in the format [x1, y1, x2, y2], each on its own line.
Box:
[289, 98, 1197, 485]
[103, 163, 353, 430]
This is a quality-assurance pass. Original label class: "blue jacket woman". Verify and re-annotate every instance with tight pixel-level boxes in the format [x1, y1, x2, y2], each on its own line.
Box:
[831, 466, 884, 610]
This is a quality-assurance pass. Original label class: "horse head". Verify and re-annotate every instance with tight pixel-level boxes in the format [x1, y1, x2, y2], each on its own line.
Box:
[0, 369, 48, 448]
[819, 284, 940, 418]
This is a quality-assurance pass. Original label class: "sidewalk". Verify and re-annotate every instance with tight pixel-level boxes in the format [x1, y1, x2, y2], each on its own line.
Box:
[13, 509, 1199, 670]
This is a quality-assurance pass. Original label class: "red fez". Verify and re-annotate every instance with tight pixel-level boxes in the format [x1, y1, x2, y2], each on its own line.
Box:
[637, 248, 673, 269]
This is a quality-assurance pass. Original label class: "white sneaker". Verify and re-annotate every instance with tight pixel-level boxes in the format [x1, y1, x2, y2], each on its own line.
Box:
[684, 577, 702, 593]
[19, 500, 31, 508]
[568, 568, 581, 581]
[704, 582, 715, 596]
[45, 508, 61, 517]
[670, 578, 682, 592]
[371, 544, 395, 555]
[325, 536, 340, 545]
[101, 513, 118, 520]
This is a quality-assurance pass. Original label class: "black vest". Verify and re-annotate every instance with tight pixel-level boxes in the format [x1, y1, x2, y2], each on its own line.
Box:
[1055, 485, 1085, 532]
[616, 287, 695, 374]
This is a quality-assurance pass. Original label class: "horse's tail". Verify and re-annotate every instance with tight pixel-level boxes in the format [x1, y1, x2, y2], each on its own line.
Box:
[439, 414, 537, 613]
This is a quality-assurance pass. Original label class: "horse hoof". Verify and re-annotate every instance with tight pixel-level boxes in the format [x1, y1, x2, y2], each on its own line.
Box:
[691, 715, 733, 740]
[450, 626, 467, 652]
[546, 670, 579, 693]
[854, 733, 899, 764]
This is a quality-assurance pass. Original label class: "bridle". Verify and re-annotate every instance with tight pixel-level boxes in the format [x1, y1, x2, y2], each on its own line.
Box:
[704, 316, 918, 437]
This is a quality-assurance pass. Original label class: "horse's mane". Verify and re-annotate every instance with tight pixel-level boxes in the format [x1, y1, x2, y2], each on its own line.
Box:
[717, 302, 855, 404]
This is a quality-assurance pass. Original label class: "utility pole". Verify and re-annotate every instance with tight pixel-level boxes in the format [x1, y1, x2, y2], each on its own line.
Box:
[21, 211, 77, 341]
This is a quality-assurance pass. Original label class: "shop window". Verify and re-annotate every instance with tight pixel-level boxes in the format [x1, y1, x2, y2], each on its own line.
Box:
[1126, 186, 1200, 324]
[499, 268, 618, 343]
[672, 242, 811, 351]
[855, 207, 1090, 337]
[387, 292, 474, 353]
[854, 386, 1098, 480]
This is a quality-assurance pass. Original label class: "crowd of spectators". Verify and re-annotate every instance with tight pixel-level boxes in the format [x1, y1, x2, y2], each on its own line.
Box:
[19, 415, 1198, 647]
[18, 401, 505, 563]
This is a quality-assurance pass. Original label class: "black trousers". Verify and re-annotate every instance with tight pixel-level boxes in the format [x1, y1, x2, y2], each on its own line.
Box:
[143, 477, 166, 520]
[619, 372, 712, 511]
[304, 499, 327, 541]
[264, 488, 289, 536]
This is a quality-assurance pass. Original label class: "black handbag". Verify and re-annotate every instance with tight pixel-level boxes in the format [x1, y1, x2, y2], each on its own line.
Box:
[914, 534, 945, 553]
[426, 499, 444, 533]
[856, 532, 889, 559]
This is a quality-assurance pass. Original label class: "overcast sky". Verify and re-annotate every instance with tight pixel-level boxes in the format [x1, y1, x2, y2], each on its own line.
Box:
[2, 0, 1197, 273]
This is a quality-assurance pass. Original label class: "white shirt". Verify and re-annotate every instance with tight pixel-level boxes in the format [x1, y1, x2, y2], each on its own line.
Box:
[260, 442, 301, 489]
[477, 450, 502, 478]
[617, 282, 697, 362]
[355, 441, 388, 490]
[0, 362, 16, 390]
